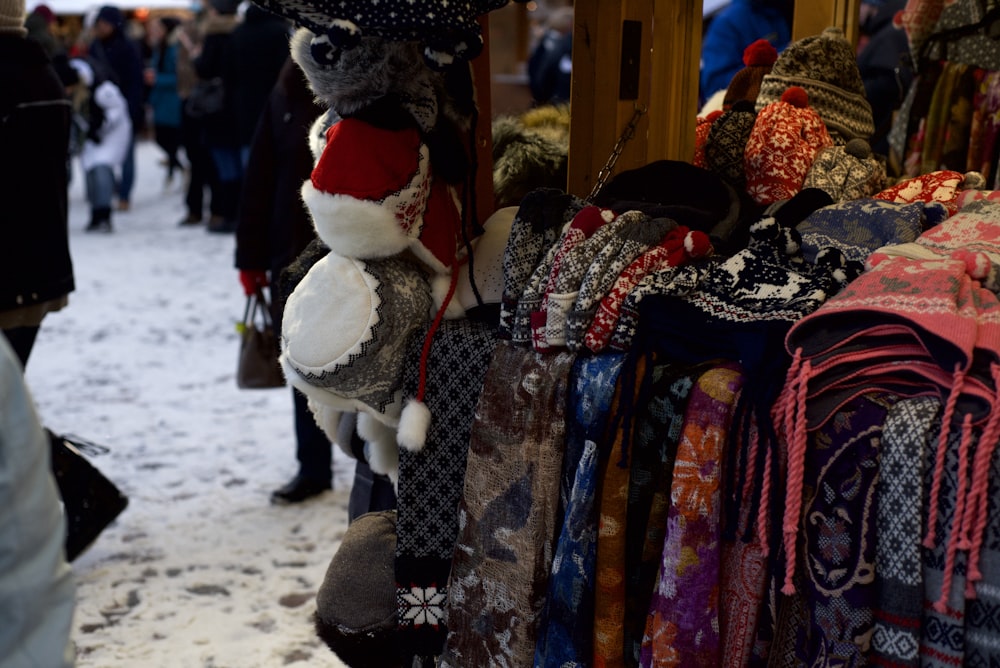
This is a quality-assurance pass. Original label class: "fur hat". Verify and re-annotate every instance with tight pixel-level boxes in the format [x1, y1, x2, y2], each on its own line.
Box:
[253, 0, 515, 68]
[315, 511, 401, 668]
[492, 109, 569, 209]
[0, 0, 25, 35]
[803, 138, 886, 202]
[302, 117, 463, 276]
[755, 27, 875, 144]
[745, 87, 834, 206]
[723, 38, 779, 108]
[280, 254, 433, 431]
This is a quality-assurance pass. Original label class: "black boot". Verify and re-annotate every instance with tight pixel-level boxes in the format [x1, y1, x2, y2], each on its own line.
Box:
[86, 207, 112, 232]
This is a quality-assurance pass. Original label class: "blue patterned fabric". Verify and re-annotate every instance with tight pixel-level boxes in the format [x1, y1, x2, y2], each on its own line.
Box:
[533, 353, 624, 668]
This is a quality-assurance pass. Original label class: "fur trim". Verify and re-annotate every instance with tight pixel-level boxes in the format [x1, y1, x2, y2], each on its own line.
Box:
[305, 398, 346, 453]
[308, 111, 337, 161]
[357, 413, 399, 480]
[396, 399, 431, 452]
[301, 181, 411, 258]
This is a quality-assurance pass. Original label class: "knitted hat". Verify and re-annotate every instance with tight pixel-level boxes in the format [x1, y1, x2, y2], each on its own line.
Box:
[95, 4, 124, 27]
[251, 0, 516, 69]
[755, 27, 876, 144]
[704, 100, 756, 191]
[302, 118, 463, 277]
[796, 199, 942, 264]
[693, 110, 723, 168]
[499, 188, 585, 339]
[583, 224, 712, 353]
[315, 511, 401, 668]
[280, 254, 433, 430]
[565, 212, 674, 351]
[868, 199, 1000, 291]
[0, 0, 25, 35]
[803, 138, 886, 202]
[745, 87, 834, 206]
[873, 170, 965, 215]
[723, 38, 779, 108]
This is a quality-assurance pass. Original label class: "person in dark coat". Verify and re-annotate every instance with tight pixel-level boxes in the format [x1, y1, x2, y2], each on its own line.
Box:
[857, 0, 911, 156]
[193, 0, 240, 231]
[0, 8, 74, 370]
[89, 4, 144, 210]
[225, 4, 290, 158]
[235, 58, 333, 504]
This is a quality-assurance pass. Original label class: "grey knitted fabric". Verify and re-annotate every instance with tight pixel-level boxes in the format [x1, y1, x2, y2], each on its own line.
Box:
[499, 189, 585, 339]
[803, 139, 885, 203]
[705, 101, 756, 191]
[872, 397, 940, 667]
[565, 212, 672, 351]
[755, 27, 875, 144]
[512, 236, 565, 345]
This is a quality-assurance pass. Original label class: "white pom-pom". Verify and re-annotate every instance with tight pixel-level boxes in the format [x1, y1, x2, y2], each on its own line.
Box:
[397, 399, 432, 452]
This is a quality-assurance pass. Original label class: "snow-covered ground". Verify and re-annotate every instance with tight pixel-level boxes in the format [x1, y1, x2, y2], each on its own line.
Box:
[25, 140, 352, 667]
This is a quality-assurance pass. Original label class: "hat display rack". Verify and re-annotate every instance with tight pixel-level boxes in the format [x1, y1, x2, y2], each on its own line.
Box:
[268, 0, 1000, 666]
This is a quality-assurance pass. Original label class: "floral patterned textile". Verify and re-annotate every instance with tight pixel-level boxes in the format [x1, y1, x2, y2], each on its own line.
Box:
[534, 354, 625, 668]
[441, 342, 574, 668]
[640, 363, 744, 667]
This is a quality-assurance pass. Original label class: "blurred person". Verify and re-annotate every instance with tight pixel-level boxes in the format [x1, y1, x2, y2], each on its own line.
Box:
[175, 13, 218, 225]
[89, 4, 143, 211]
[528, 6, 573, 106]
[699, 0, 793, 104]
[60, 57, 133, 233]
[225, 3, 290, 166]
[856, 0, 911, 156]
[145, 15, 185, 185]
[0, 6, 77, 661]
[24, 3, 60, 58]
[193, 0, 240, 232]
[234, 58, 332, 504]
[0, 1, 74, 370]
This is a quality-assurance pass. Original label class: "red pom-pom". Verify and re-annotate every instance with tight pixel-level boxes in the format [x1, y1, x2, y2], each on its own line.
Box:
[780, 86, 809, 108]
[743, 38, 778, 67]
[683, 230, 712, 259]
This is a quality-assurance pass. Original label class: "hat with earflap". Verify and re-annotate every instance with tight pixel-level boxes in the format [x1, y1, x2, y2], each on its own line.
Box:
[279, 253, 433, 432]
[315, 511, 402, 668]
[745, 86, 834, 205]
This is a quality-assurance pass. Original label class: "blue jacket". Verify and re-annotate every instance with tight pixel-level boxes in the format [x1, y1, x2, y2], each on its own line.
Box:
[148, 42, 182, 128]
[700, 0, 790, 103]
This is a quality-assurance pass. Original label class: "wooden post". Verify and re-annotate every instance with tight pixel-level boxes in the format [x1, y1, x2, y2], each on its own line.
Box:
[792, 0, 861, 45]
[567, 0, 703, 199]
[472, 15, 496, 226]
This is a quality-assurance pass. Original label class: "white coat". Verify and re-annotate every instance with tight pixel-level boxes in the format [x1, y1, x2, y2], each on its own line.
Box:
[0, 337, 76, 668]
[79, 79, 132, 173]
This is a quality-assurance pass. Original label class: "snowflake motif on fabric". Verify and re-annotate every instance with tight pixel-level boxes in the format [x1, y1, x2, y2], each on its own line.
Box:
[400, 584, 447, 628]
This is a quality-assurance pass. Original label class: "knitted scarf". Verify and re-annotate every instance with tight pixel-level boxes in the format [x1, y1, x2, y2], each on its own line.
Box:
[534, 353, 625, 668]
[394, 318, 498, 663]
[440, 343, 574, 668]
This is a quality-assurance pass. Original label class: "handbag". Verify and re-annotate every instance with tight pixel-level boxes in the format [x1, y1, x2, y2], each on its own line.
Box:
[184, 77, 225, 119]
[237, 287, 286, 389]
[47, 431, 129, 561]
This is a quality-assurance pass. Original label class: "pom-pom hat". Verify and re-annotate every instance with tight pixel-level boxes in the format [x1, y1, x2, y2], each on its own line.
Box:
[803, 138, 886, 203]
[723, 38, 779, 108]
[745, 87, 834, 206]
[755, 27, 875, 144]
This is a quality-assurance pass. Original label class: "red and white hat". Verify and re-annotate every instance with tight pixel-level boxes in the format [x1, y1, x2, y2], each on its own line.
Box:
[302, 117, 464, 276]
[745, 87, 834, 206]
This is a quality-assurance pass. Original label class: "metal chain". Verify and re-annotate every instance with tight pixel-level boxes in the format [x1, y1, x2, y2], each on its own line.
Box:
[587, 103, 648, 202]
